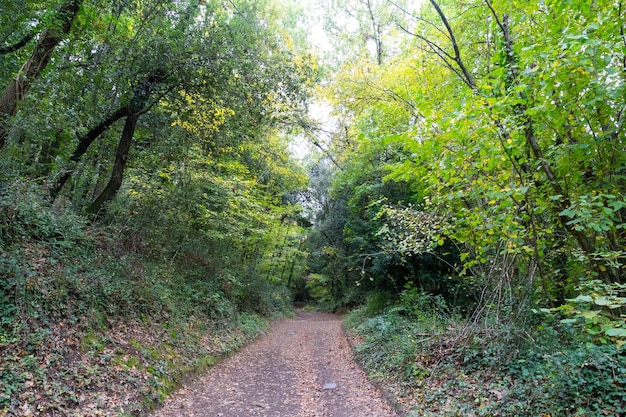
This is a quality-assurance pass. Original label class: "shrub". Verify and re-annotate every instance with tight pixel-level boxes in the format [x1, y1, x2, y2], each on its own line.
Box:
[346, 299, 626, 417]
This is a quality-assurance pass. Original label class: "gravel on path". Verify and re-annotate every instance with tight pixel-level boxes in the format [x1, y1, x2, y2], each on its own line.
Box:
[150, 310, 398, 417]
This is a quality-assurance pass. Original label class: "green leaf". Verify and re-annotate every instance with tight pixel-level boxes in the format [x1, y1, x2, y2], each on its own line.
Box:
[569, 295, 593, 304]
[580, 310, 599, 319]
[558, 208, 576, 218]
[593, 296, 614, 306]
[605, 327, 626, 337]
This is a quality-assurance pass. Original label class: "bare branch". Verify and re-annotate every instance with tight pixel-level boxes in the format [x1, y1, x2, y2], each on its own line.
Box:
[428, 0, 476, 89]
[484, 0, 504, 33]
[311, 139, 342, 169]
[388, 0, 450, 40]
[365, 0, 384, 65]
[397, 23, 471, 84]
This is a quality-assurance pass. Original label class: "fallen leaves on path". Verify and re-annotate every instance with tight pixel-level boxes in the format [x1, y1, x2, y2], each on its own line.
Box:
[151, 310, 398, 417]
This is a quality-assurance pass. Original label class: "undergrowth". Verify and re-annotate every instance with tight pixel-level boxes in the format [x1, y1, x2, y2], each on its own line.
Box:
[0, 181, 289, 416]
[345, 288, 626, 417]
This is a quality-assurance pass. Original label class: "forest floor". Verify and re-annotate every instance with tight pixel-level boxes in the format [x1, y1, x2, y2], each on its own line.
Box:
[150, 309, 398, 417]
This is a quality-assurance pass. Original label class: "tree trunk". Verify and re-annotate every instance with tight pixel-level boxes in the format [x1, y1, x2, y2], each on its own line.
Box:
[50, 70, 166, 200]
[86, 113, 138, 216]
[0, 0, 82, 149]
[50, 106, 129, 199]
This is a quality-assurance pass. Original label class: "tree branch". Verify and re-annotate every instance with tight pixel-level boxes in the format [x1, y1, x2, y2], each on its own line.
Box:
[428, 0, 476, 89]
[0, 0, 83, 149]
[484, 0, 517, 82]
[397, 23, 470, 83]
[0, 32, 35, 55]
[388, 0, 450, 40]
[50, 106, 130, 200]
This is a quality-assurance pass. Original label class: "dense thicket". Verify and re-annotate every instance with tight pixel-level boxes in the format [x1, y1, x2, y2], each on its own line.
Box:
[304, 1, 625, 413]
[308, 0, 625, 340]
[2, 0, 625, 414]
[0, 0, 313, 414]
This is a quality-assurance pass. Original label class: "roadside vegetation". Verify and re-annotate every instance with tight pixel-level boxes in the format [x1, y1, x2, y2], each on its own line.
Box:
[1, 0, 625, 416]
[302, 0, 626, 415]
[0, 181, 292, 416]
[0, 1, 312, 415]
[344, 291, 625, 416]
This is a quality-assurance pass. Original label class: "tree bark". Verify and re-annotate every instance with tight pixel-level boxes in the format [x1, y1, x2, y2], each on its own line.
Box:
[86, 113, 139, 216]
[364, 0, 383, 65]
[429, 0, 476, 89]
[0, 0, 82, 149]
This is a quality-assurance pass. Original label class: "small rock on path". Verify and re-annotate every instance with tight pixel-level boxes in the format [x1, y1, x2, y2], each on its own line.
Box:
[151, 310, 398, 417]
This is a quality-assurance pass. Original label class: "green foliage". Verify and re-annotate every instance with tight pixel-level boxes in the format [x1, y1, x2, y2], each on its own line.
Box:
[345, 292, 457, 381]
[364, 291, 393, 316]
[0, 180, 88, 343]
[456, 341, 626, 416]
[545, 280, 626, 346]
[347, 304, 626, 417]
[395, 284, 457, 327]
[0, 176, 290, 414]
[0, 0, 314, 414]
[0, 179, 86, 247]
[305, 2, 626, 414]
[305, 273, 333, 306]
[309, 0, 625, 336]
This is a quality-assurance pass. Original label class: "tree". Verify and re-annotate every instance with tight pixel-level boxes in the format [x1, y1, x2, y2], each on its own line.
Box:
[0, 0, 82, 149]
[306, 0, 625, 332]
[317, 0, 410, 66]
[28, 0, 311, 216]
[383, 0, 625, 315]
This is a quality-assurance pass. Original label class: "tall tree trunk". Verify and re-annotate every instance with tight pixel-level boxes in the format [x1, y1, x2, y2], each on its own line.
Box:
[86, 113, 138, 216]
[364, 0, 383, 65]
[0, 0, 82, 149]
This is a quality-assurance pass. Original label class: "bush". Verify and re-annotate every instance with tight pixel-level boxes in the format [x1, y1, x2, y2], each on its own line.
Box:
[346, 290, 458, 384]
[305, 273, 333, 306]
[345, 298, 626, 417]
[0, 178, 289, 415]
[395, 283, 458, 329]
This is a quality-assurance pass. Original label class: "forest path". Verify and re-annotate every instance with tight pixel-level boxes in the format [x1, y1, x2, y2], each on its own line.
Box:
[150, 310, 398, 417]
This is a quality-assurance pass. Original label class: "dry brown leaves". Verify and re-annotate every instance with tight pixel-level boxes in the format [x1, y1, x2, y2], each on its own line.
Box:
[151, 310, 398, 417]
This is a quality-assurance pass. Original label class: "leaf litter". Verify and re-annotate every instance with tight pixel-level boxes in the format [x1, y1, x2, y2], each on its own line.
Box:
[151, 310, 398, 417]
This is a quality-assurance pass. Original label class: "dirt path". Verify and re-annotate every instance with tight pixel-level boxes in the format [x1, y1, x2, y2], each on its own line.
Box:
[150, 310, 398, 417]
